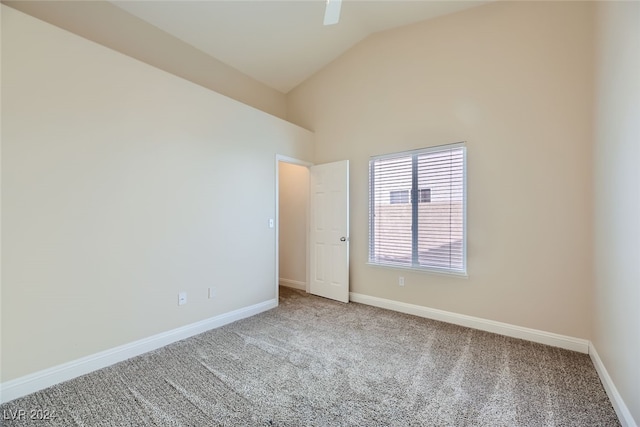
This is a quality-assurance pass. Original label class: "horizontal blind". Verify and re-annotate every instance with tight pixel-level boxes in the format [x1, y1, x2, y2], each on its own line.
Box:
[416, 148, 464, 271]
[369, 144, 466, 274]
[369, 155, 413, 266]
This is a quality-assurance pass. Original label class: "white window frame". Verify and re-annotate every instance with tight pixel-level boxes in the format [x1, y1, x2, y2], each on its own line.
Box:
[368, 142, 467, 276]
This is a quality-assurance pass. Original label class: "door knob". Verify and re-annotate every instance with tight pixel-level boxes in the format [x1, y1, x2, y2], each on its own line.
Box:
[340, 237, 347, 242]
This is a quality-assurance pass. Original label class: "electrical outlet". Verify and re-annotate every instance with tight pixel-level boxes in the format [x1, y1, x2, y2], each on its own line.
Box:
[178, 292, 187, 305]
[399, 276, 405, 286]
[208, 287, 217, 299]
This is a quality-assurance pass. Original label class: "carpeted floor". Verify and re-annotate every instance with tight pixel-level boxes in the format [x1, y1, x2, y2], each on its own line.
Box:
[1, 287, 620, 426]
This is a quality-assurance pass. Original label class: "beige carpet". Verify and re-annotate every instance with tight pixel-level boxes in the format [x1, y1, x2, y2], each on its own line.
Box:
[1, 287, 620, 426]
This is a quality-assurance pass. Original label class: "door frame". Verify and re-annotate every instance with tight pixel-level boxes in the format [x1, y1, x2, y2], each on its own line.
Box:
[275, 155, 313, 302]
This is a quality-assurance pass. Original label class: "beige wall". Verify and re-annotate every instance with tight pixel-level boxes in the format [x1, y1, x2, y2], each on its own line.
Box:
[593, 2, 640, 424]
[0, 6, 313, 382]
[288, 1, 595, 338]
[278, 163, 309, 288]
[2, 1, 287, 120]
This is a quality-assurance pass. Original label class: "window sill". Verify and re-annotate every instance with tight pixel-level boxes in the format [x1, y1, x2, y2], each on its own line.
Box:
[366, 262, 468, 279]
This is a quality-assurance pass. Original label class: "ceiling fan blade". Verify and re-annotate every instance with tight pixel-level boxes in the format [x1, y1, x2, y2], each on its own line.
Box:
[323, 0, 342, 26]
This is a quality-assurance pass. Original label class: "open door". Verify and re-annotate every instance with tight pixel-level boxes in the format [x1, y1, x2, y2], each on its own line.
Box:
[309, 160, 349, 303]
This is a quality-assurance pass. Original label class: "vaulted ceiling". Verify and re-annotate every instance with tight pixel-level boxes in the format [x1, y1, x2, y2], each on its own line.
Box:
[110, 1, 484, 93]
[3, 0, 485, 96]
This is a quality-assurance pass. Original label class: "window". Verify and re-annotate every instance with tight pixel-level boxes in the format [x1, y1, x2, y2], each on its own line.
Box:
[392, 189, 430, 204]
[418, 188, 431, 203]
[368, 143, 466, 274]
[390, 190, 409, 204]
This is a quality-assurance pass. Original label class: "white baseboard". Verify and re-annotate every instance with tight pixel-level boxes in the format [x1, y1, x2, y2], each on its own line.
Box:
[0, 298, 277, 404]
[589, 343, 638, 427]
[349, 292, 589, 354]
[279, 278, 307, 291]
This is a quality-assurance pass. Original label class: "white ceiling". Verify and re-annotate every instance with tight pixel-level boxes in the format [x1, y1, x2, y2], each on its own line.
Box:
[111, 1, 484, 93]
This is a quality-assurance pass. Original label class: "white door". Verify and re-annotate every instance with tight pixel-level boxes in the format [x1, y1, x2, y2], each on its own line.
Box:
[309, 160, 349, 303]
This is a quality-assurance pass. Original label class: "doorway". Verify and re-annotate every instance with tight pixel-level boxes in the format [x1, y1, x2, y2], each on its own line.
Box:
[275, 156, 350, 303]
[276, 157, 311, 299]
